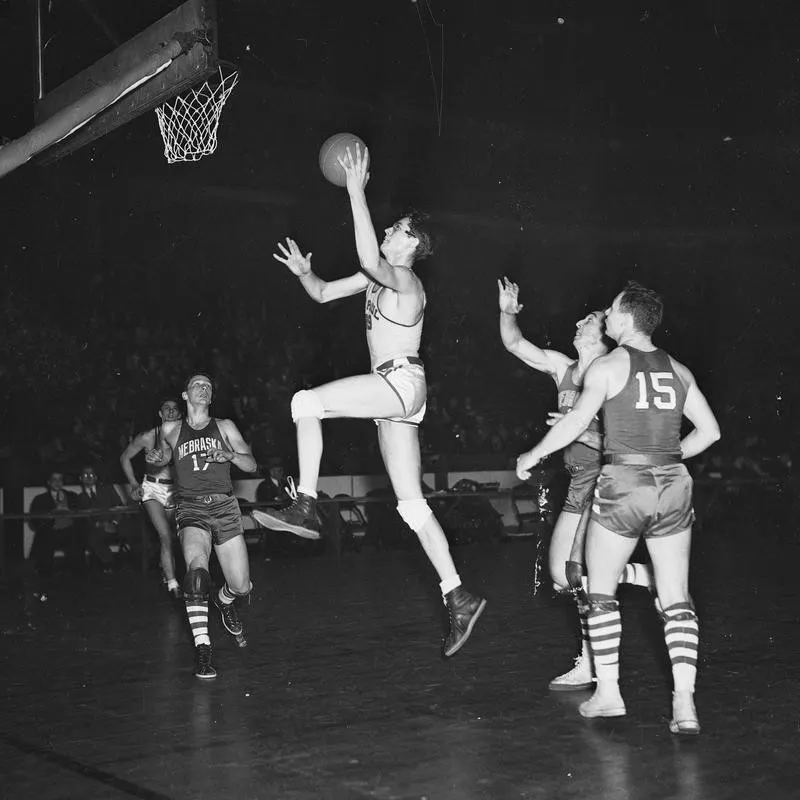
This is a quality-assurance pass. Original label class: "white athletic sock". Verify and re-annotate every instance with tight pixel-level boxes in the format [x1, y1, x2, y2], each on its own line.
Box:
[297, 485, 317, 499]
[440, 574, 461, 596]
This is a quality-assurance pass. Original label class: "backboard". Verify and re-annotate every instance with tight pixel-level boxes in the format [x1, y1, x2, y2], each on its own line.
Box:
[31, 0, 219, 165]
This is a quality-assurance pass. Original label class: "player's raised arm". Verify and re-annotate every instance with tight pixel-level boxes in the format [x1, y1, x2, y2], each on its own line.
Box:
[338, 144, 416, 293]
[207, 419, 257, 473]
[498, 277, 572, 379]
[272, 237, 370, 303]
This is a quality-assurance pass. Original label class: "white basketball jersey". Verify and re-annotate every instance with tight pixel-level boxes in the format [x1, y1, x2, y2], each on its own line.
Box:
[364, 279, 425, 369]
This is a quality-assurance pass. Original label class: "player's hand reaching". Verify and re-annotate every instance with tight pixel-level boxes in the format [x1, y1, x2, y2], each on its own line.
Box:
[273, 237, 312, 277]
[204, 448, 233, 464]
[145, 448, 165, 465]
[516, 449, 543, 481]
[498, 277, 523, 314]
[337, 142, 370, 194]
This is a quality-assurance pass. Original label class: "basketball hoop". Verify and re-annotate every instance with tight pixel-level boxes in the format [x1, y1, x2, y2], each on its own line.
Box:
[155, 62, 239, 164]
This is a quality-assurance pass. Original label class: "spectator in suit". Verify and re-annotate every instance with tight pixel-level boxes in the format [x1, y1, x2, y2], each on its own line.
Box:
[255, 457, 293, 509]
[29, 470, 82, 577]
[74, 464, 123, 572]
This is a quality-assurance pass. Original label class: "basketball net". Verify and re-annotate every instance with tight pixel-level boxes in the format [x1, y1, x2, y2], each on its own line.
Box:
[155, 64, 239, 164]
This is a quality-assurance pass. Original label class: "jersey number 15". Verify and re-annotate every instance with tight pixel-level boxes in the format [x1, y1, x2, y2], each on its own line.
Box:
[634, 371, 677, 410]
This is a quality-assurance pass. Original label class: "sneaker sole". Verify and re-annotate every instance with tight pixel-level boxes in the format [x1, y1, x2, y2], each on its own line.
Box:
[579, 702, 627, 719]
[548, 678, 596, 692]
[251, 510, 321, 540]
[443, 598, 487, 658]
[669, 719, 701, 736]
[195, 671, 217, 680]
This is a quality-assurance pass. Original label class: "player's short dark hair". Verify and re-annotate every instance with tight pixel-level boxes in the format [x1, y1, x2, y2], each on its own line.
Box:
[619, 281, 663, 335]
[183, 373, 215, 394]
[158, 397, 181, 410]
[405, 209, 434, 261]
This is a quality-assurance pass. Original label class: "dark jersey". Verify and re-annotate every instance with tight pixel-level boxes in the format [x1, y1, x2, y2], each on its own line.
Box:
[603, 346, 688, 456]
[557, 363, 602, 467]
[173, 419, 232, 495]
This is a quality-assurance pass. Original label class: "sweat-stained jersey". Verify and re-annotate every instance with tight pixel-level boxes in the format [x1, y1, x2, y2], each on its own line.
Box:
[603, 346, 688, 456]
[557, 362, 602, 468]
[365, 276, 424, 369]
[173, 419, 232, 495]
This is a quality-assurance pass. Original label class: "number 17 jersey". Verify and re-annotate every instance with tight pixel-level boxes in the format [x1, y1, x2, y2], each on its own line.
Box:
[602, 345, 688, 456]
[173, 419, 232, 495]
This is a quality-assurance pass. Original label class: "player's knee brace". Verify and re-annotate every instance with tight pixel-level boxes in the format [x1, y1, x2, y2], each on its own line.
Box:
[290, 389, 325, 423]
[565, 560, 585, 592]
[183, 567, 211, 601]
[656, 598, 698, 624]
[396, 499, 433, 533]
[587, 593, 619, 614]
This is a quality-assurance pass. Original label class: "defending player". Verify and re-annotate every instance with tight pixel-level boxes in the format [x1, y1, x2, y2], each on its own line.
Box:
[253, 143, 486, 657]
[498, 278, 653, 691]
[147, 374, 257, 679]
[120, 398, 182, 597]
[516, 282, 720, 734]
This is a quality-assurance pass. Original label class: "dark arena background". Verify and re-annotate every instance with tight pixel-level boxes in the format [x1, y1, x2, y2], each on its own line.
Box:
[0, 1, 798, 798]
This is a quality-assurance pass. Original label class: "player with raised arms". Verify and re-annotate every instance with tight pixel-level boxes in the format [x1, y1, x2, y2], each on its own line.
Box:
[498, 278, 654, 692]
[253, 141, 486, 657]
[516, 282, 720, 734]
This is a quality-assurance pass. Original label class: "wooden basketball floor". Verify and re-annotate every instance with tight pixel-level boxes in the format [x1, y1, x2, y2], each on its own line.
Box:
[1, 523, 797, 799]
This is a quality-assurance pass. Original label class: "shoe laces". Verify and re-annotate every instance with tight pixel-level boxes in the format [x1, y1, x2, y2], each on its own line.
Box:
[285, 476, 298, 502]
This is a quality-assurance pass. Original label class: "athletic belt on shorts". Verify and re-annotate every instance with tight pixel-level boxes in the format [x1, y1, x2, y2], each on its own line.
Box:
[375, 356, 423, 371]
[180, 492, 233, 504]
[603, 454, 682, 466]
[145, 475, 173, 485]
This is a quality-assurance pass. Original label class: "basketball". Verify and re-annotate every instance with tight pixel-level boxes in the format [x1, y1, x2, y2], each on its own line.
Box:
[318, 132, 368, 187]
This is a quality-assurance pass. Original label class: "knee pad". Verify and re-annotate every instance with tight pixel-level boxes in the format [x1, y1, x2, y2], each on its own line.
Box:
[183, 567, 211, 600]
[290, 389, 325, 423]
[396, 499, 433, 533]
[565, 560, 585, 592]
[229, 581, 253, 599]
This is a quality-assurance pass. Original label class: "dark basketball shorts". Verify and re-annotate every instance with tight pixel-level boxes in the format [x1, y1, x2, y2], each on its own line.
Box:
[176, 495, 243, 546]
[562, 459, 602, 514]
[591, 463, 694, 539]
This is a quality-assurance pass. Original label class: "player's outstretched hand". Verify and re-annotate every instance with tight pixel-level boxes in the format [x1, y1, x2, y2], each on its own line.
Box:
[498, 276, 523, 314]
[204, 448, 233, 464]
[337, 142, 370, 194]
[273, 237, 312, 277]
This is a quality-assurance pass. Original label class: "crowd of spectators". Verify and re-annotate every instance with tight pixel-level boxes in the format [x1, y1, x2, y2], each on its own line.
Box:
[1, 269, 796, 493]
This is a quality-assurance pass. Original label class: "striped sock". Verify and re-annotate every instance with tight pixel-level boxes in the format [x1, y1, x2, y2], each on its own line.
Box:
[185, 596, 210, 647]
[587, 594, 622, 682]
[660, 601, 699, 692]
[619, 562, 654, 589]
[576, 597, 591, 660]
